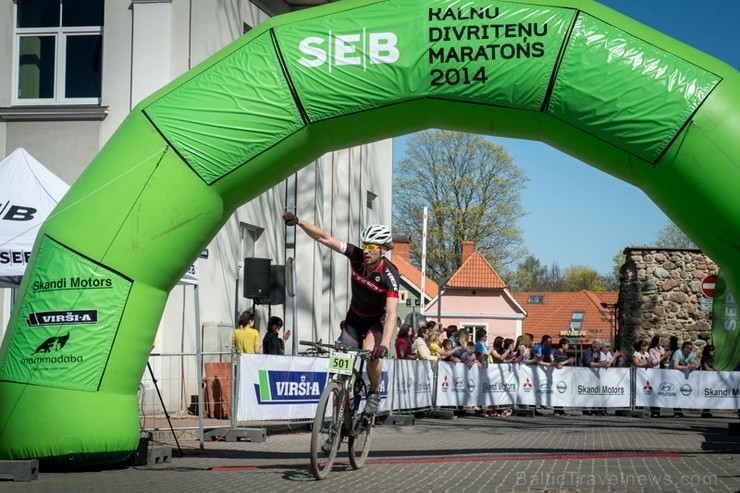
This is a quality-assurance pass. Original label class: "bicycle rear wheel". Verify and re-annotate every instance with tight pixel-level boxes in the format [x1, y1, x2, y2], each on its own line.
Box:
[348, 380, 374, 469]
[310, 381, 343, 480]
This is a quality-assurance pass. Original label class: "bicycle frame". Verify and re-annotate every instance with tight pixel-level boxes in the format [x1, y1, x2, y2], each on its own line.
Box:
[327, 348, 367, 437]
[301, 339, 375, 479]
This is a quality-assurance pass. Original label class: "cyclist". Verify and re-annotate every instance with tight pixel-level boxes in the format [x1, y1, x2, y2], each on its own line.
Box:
[283, 212, 399, 415]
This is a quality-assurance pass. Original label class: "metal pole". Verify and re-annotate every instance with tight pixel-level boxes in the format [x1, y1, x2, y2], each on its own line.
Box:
[194, 285, 205, 449]
[420, 207, 428, 311]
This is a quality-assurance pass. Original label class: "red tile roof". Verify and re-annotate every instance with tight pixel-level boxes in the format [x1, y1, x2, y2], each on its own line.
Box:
[392, 255, 438, 299]
[511, 290, 618, 344]
[447, 250, 506, 289]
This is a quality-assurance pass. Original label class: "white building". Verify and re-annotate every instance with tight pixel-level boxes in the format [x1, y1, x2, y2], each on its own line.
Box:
[0, 0, 392, 409]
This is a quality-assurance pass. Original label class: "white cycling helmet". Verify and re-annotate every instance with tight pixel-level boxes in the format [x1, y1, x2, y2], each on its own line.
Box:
[361, 224, 392, 246]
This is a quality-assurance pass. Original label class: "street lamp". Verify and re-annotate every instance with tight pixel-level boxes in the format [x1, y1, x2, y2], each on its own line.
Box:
[599, 302, 619, 346]
[436, 277, 449, 328]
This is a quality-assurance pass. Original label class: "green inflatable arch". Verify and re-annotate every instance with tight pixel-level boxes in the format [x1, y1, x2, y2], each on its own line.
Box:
[1, 0, 739, 466]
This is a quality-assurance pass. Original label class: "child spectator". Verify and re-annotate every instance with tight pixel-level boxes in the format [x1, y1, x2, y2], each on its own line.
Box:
[438, 339, 456, 361]
[459, 341, 480, 368]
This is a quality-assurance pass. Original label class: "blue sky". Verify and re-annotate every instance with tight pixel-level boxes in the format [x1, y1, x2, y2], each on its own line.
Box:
[393, 1, 740, 275]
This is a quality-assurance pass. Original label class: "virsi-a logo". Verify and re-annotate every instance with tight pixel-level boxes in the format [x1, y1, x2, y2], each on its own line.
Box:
[27, 310, 98, 327]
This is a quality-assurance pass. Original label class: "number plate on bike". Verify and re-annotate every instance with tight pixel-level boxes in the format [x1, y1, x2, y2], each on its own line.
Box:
[328, 351, 355, 375]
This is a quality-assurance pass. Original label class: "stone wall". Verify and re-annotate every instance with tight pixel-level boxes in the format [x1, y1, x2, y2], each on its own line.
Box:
[617, 247, 716, 360]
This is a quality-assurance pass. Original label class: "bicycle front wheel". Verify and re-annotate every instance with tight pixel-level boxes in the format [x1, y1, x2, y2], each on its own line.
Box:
[310, 381, 343, 480]
[348, 380, 374, 469]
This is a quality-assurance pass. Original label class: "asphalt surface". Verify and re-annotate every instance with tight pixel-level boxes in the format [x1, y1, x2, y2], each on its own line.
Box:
[3, 409, 740, 492]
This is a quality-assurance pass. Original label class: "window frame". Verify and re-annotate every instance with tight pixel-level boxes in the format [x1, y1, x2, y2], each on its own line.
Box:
[13, 2, 103, 106]
[569, 311, 585, 330]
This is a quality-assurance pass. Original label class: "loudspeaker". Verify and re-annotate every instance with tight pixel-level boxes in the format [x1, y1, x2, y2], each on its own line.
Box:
[243, 258, 271, 299]
[267, 265, 285, 305]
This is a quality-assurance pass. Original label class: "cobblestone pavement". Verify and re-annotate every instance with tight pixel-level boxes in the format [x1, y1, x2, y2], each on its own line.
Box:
[3, 410, 740, 493]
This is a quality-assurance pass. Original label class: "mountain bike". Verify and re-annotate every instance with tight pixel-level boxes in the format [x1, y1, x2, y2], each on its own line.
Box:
[300, 340, 376, 480]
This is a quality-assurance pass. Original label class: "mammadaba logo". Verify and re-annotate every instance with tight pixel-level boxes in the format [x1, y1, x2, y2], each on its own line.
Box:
[27, 310, 98, 327]
[20, 332, 84, 366]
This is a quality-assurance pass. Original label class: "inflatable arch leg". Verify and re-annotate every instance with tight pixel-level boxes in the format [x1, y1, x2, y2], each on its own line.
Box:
[1, 0, 739, 466]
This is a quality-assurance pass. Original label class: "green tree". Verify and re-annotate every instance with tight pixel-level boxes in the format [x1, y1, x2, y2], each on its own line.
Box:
[655, 222, 697, 249]
[562, 265, 606, 292]
[393, 130, 528, 282]
[506, 255, 564, 291]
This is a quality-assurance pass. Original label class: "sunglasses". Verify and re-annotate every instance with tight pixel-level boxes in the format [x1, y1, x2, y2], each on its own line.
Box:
[361, 242, 382, 251]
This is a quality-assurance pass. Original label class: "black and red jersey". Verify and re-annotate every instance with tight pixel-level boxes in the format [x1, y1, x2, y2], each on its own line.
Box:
[340, 242, 400, 319]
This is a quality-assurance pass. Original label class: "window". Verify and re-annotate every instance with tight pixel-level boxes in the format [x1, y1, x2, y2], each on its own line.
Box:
[527, 295, 544, 304]
[15, 0, 104, 104]
[366, 191, 377, 210]
[569, 311, 584, 330]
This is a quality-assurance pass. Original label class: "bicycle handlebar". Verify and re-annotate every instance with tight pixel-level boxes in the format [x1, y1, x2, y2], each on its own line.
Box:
[299, 339, 373, 358]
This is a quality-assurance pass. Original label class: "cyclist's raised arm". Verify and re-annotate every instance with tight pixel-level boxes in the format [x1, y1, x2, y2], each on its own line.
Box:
[283, 212, 342, 253]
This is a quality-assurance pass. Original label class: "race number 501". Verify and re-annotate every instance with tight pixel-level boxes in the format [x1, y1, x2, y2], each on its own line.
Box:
[329, 353, 354, 375]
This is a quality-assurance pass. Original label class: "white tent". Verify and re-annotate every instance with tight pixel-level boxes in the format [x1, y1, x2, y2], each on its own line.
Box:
[0, 148, 69, 288]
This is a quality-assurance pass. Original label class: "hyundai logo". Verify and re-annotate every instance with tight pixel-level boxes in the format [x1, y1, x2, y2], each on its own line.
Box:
[659, 382, 674, 391]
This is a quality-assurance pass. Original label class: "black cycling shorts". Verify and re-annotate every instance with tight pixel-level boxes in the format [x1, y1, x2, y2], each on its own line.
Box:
[338, 309, 382, 349]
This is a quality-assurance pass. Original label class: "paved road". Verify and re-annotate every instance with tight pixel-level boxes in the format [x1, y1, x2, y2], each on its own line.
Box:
[3, 410, 740, 492]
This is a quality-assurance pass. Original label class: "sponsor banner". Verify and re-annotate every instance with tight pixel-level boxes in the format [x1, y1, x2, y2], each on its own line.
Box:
[237, 354, 394, 421]
[393, 359, 433, 410]
[435, 361, 481, 407]
[516, 364, 574, 407]
[479, 363, 518, 407]
[569, 367, 630, 408]
[698, 370, 740, 409]
[635, 368, 740, 409]
[711, 272, 740, 370]
[274, 1, 574, 122]
[0, 236, 131, 391]
[635, 368, 700, 408]
[237, 354, 326, 420]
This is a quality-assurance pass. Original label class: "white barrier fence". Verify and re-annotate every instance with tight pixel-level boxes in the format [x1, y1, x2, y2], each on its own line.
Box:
[235, 355, 740, 421]
[635, 367, 740, 409]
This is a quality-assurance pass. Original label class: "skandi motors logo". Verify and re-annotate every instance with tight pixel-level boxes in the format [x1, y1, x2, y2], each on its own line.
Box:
[297, 32, 399, 68]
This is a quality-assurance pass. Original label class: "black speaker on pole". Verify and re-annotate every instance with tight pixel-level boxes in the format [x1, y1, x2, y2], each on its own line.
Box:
[267, 265, 285, 305]
[244, 258, 271, 299]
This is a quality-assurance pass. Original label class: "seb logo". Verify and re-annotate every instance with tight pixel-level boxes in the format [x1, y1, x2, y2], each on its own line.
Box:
[1, 201, 37, 221]
[297, 31, 399, 68]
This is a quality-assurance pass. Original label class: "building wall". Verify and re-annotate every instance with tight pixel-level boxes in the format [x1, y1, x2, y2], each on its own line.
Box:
[0, 1, 393, 379]
[428, 289, 523, 341]
[617, 247, 716, 359]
